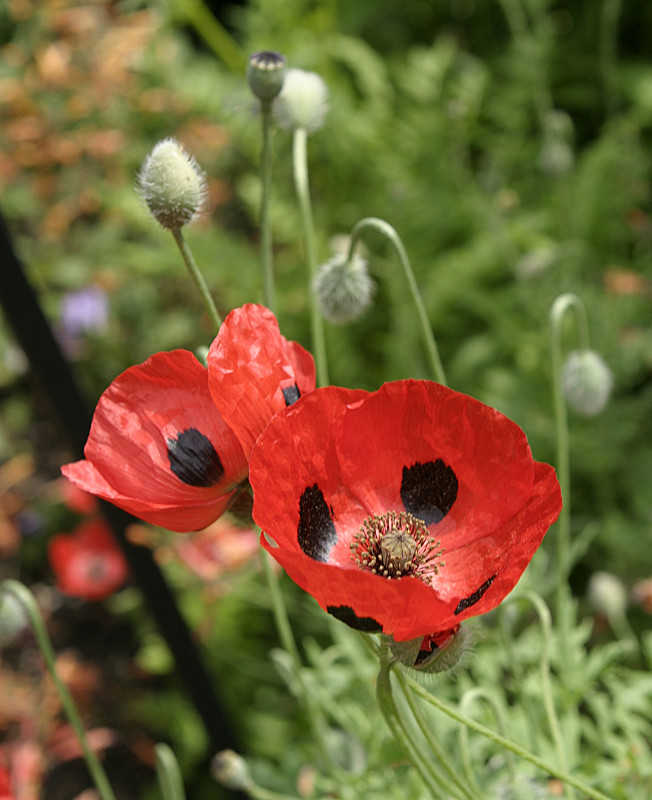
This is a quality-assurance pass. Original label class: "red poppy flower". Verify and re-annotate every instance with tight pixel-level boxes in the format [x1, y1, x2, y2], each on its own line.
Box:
[250, 380, 562, 646]
[48, 520, 129, 601]
[62, 304, 314, 532]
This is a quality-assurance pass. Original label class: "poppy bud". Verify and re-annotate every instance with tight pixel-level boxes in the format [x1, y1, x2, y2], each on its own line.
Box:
[247, 50, 287, 103]
[0, 590, 28, 647]
[588, 571, 627, 620]
[136, 138, 207, 230]
[388, 625, 472, 674]
[274, 68, 329, 133]
[561, 349, 612, 416]
[314, 252, 375, 324]
[211, 749, 253, 791]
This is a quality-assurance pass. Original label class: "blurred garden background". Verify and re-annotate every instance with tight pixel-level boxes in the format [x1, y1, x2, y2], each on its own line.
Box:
[1, 0, 651, 798]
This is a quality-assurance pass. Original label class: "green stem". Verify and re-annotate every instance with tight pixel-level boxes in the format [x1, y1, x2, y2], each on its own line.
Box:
[292, 127, 329, 386]
[394, 670, 482, 800]
[171, 228, 222, 334]
[347, 217, 447, 385]
[259, 100, 276, 313]
[402, 674, 615, 800]
[155, 743, 186, 800]
[458, 688, 518, 799]
[170, 0, 247, 73]
[549, 293, 589, 663]
[260, 552, 339, 780]
[505, 592, 573, 800]
[1, 580, 117, 800]
[375, 650, 444, 799]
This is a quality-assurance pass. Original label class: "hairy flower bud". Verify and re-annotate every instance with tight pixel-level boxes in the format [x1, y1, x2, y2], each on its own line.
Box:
[136, 138, 207, 230]
[211, 750, 253, 791]
[247, 50, 287, 102]
[274, 68, 329, 133]
[0, 591, 28, 647]
[314, 252, 375, 324]
[588, 571, 627, 620]
[561, 349, 613, 416]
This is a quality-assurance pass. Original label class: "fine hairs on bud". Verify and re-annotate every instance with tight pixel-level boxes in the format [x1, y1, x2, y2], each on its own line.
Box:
[561, 349, 613, 416]
[314, 252, 375, 324]
[274, 68, 329, 133]
[136, 138, 207, 230]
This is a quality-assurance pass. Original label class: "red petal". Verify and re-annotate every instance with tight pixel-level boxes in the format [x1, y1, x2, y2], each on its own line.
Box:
[62, 350, 247, 532]
[207, 304, 316, 456]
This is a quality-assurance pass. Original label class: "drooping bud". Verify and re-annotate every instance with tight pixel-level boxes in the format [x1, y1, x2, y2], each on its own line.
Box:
[211, 750, 253, 791]
[387, 624, 472, 674]
[136, 138, 207, 230]
[247, 51, 287, 103]
[274, 68, 329, 133]
[588, 571, 628, 620]
[0, 590, 28, 647]
[314, 252, 375, 324]
[561, 349, 613, 416]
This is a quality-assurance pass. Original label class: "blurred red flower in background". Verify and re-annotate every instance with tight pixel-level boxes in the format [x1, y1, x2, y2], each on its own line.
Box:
[48, 520, 128, 601]
[62, 304, 315, 532]
[250, 380, 562, 644]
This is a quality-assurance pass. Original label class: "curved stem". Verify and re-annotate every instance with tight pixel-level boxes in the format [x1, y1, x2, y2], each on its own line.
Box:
[402, 674, 615, 800]
[504, 592, 573, 799]
[155, 743, 186, 800]
[259, 100, 276, 313]
[375, 649, 444, 799]
[171, 228, 222, 334]
[1, 580, 117, 800]
[394, 670, 482, 800]
[457, 687, 517, 798]
[348, 217, 447, 386]
[549, 292, 589, 664]
[292, 127, 329, 386]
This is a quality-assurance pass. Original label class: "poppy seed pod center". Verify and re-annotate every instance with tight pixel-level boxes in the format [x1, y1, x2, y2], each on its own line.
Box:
[350, 510, 445, 585]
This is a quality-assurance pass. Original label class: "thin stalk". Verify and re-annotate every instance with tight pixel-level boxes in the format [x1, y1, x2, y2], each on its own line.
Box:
[394, 670, 482, 800]
[292, 127, 329, 386]
[504, 592, 573, 800]
[171, 228, 222, 334]
[155, 743, 186, 800]
[347, 217, 447, 385]
[170, 0, 247, 73]
[549, 293, 589, 663]
[375, 651, 444, 799]
[1, 580, 117, 800]
[402, 674, 615, 800]
[457, 688, 518, 799]
[260, 551, 340, 780]
[259, 100, 276, 312]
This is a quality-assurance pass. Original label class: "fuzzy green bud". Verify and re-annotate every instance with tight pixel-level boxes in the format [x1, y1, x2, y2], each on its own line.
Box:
[136, 138, 207, 230]
[314, 252, 375, 324]
[211, 750, 253, 791]
[588, 571, 628, 620]
[247, 50, 287, 103]
[0, 590, 28, 647]
[274, 68, 329, 133]
[561, 349, 613, 416]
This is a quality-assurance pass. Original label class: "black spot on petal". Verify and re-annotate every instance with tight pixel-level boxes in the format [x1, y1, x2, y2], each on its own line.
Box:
[454, 575, 497, 615]
[401, 460, 458, 525]
[298, 484, 337, 562]
[282, 383, 301, 406]
[167, 428, 224, 487]
[327, 605, 383, 633]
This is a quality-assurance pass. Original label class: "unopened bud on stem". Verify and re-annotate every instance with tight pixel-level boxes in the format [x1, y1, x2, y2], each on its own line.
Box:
[314, 252, 375, 323]
[561, 349, 612, 416]
[247, 50, 287, 103]
[274, 68, 329, 133]
[136, 138, 207, 230]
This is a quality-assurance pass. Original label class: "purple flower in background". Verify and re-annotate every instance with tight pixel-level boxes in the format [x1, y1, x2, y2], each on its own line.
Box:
[60, 286, 109, 338]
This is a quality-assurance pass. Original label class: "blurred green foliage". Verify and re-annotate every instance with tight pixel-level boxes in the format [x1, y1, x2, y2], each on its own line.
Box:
[1, 0, 651, 797]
